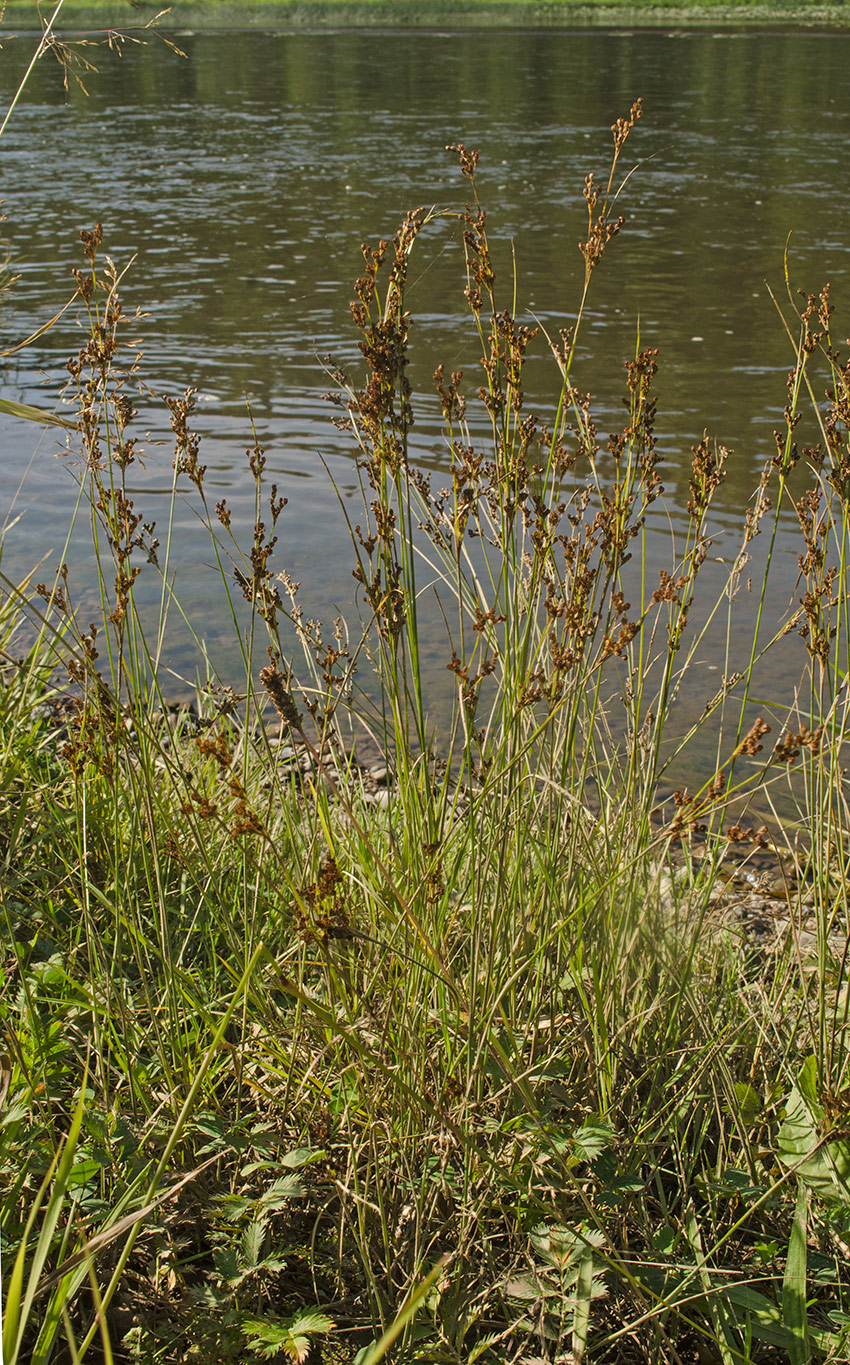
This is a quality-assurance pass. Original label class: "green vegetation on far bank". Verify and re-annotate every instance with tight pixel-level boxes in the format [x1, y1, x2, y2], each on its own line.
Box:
[3, 0, 850, 30]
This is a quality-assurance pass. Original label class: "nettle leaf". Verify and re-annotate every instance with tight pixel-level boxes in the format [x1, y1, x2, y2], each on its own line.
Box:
[551, 1119, 615, 1168]
[504, 1273, 542, 1301]
[292, 1312, 333, 1336]
[240, 1309, 334, 1362]
[190, 1281, 229, 1308]
[212, 1193, 254, 1222]
[259, 1173, 307, 1208]
[213, 1246, 243, 1288]
[583, 1270, 609, 1301]
[241, 1217, 267, 1267]
[530, 1223, 605, 1271]
[468, 1330, 509, 1363]
[777, 1056, 850, 1201]
[0, 1099, 28, 1128]
[569, 1119, 615, 1165]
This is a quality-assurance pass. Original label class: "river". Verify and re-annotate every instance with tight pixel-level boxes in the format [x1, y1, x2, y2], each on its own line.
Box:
[1, 25, 848, 758]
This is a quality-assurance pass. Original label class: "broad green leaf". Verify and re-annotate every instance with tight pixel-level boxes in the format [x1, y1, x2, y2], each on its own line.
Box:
[66, 1157, 102, 1189]
[280, 1147, 325, 1168]
[683, 1207, 739, 1365]
[777, 1057, 850, 1201]
[652, 1225, 678, 1254]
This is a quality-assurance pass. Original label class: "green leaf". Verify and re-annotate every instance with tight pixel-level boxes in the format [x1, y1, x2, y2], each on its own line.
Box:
[0, 397, 75, 429]
[569, 1118, 615, 1166]
[728, 1081, 763, 1126]
[66, 1157, 102, 1189]
[719, 1284, 785, 1349]
[259, 1173, 307, 1207]
[571, 1246, 596, 1364]
[504, 1273, 540, 1301]
[240, 1217, 266, 1268]
[652, 1225, 678, 1254]
[782, 1182, 811, 1365]
[777, 1057, 850, 1201]
[241, 1309, 334, 1362]
[719, 1284, 839, 1356]
[212, 1246, 242, 1288]
[280, 1147, 325, 1168]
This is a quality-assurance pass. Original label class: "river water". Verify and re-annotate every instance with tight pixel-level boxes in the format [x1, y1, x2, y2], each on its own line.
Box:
[1, 26, 849, 760]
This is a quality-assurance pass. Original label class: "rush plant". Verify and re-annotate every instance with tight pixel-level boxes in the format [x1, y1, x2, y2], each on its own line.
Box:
[2, 104, 850, 1363]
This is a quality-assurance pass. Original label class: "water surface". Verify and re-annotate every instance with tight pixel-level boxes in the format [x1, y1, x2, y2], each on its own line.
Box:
[1, 28, 847, 747]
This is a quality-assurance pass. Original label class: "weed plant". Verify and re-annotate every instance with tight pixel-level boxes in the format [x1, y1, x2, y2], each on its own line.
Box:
[3, 103, 850, 1364]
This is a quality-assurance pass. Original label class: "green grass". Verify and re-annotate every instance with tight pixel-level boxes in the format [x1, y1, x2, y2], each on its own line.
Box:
[4, 0, 850, 32]
[3, 95, 850, 1363]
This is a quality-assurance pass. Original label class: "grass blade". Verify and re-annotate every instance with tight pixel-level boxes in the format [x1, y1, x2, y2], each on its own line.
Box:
[782, 1182, 811, 1365]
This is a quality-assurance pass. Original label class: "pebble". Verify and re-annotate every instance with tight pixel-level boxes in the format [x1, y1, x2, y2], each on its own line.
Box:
[270, 744, 297, 760]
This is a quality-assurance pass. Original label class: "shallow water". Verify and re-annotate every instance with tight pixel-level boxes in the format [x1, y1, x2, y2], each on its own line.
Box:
[0, 27, 847, 761]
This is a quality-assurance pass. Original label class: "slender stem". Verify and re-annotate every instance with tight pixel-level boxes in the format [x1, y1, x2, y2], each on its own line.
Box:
[0, 0, 67, 145]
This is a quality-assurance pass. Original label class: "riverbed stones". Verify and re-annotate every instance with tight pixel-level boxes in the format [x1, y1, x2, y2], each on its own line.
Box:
[657, 859, 847, 966]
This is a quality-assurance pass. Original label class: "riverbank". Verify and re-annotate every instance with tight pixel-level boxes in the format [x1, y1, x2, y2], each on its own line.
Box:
[4, 102, 850, 1360]
[3, 0, 850, 29]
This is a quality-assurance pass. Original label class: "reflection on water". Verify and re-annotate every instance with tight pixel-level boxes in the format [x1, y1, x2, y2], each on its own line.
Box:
[0, 27, 848, 760]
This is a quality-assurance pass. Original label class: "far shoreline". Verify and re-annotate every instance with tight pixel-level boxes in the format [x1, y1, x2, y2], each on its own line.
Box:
[3, 0, 850, 31]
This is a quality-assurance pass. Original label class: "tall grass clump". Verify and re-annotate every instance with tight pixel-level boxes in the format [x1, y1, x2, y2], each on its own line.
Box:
[3, 103, 850, 1363]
